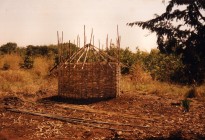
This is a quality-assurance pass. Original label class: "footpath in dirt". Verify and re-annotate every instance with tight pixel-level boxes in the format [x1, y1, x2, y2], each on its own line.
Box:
[0, 91, 205, 140]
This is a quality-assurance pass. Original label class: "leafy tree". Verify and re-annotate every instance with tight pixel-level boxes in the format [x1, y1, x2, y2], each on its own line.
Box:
[107, 47, 137, 74]
[128, 0, 205, 84]
[26, 45, 58, 57]
[19, 46, 34, 69]
[20, 54, 33, 69]
[143, 49, 185, 82]
[0, 42, 17, 54]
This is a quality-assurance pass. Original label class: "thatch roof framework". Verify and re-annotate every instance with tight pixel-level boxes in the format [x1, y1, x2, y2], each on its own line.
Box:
[51, 26, 121, 99]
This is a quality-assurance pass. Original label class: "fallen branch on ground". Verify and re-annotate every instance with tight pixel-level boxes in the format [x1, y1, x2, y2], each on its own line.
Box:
[5, 107, 149, 132]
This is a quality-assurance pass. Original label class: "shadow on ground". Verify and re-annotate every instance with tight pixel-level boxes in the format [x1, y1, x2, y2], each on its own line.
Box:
[37, 95, 114, 105]
[144, 131, 205, 140]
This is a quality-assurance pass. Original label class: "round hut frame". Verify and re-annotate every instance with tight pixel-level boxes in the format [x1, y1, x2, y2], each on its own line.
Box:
[51, 26, 121, 99]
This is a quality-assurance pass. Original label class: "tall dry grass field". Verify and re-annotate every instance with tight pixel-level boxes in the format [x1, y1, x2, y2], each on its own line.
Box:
[0, 54, 23, 70]
[0, 55, 57, 97]
[33, 56, 54, 77]
[120, 62, 205, 99]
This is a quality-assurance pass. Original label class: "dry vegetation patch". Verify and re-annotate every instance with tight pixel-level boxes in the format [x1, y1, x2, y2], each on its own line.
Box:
[0, 54, 23, 70]
[0, 55, 57, 95]
[33, 57, 53, 76]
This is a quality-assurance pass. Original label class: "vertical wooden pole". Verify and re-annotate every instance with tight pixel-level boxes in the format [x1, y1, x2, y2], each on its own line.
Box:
[93, 35, 94, 46]
[110, 39, 112, 49]
[90, 29, 93, 45]
[66, 42, 69, 59]
[89, 28, 93, 45]
[57, 31, 60, 96]
[79, 37, 81, 48]
[62, 31, 63, 43]
[77, 35, 79, 48]
[82, 28, 93, 69]
[117, 25, 120, 97]
[69, 40, 71, 60]
[117, 25, 120, 64]
[106, 34, 108, 51]
[62, 31, 64, 62]
[61, 31, 64, 92]
[98, 40, 100, 50]
[84, 25, 86, 47]
[57, 31, 60, 63]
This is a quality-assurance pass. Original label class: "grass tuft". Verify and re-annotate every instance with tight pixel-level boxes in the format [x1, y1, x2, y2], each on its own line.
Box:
[0, 54, 23, 70]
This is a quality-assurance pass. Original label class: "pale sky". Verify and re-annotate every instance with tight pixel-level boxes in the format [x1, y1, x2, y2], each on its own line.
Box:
[0, 0, 167, 52]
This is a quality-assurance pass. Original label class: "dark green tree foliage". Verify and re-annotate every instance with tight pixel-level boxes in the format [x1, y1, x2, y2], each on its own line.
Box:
[120, 47, 136, 74]
[143, 49, 185, 82]
[106, 47, 137, 74]
[128, 0, 205, 84]
[60, 42, 79, 61]
[20, 46, 34, 69]
[0, 42, 17, 54]
[22, 55, 33, 69]
[55, 42, 79, 65]
[26, 45, 57, 57]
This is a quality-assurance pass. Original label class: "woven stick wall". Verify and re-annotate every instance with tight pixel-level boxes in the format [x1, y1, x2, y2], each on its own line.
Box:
[58, 62, 120, 99]
[53, 26, 121, 99]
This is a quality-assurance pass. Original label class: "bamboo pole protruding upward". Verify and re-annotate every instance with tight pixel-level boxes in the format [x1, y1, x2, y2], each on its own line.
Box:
[57, 31, 60, 63]
[69, 40, 71, 60]
[93, 35, 94, 46]
[82, 28, 93, 69]
[84, 25, 86, 47]
[62, 31, 64, 62]
[79, 37, 81, 48]
[110, 39, 112, 49]
[57, 31, 64, 63]
[89, 28, 93, 45]
[117, 25, 121, 97]
[98, 40, 100, 50]
[62, 31, 63, 44]
[57, 31, 60, 45]
[106, 34, 108, 51]
[77, 35, 79, 48]
[117, 25, 120, 64]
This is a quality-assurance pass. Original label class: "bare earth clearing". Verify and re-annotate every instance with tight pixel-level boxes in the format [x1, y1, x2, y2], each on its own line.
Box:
[0, 90, 205, 140]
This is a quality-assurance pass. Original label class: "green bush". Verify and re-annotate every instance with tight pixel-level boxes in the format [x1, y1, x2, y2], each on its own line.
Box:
[107, 47, 138, 74]
[20, 55, 34, 69]
[142, 49, 185, 83]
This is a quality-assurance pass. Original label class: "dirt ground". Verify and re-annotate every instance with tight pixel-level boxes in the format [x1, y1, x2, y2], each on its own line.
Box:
[0, 90, 205, 140]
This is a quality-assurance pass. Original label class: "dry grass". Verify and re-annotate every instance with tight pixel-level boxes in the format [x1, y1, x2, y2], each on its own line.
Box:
[121, 75, 190, 98]
[0, 55, 57, 97]
[130, 63, 152, 84]
[0, 54, 23, 70]
[121, 63, 194, 98]
[121, 74, 205, 99]
[0, 69, 57, 94]
[197, 85, 205, 97]
[33, 57, 54, 77]
[187, 84, 205, 98]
